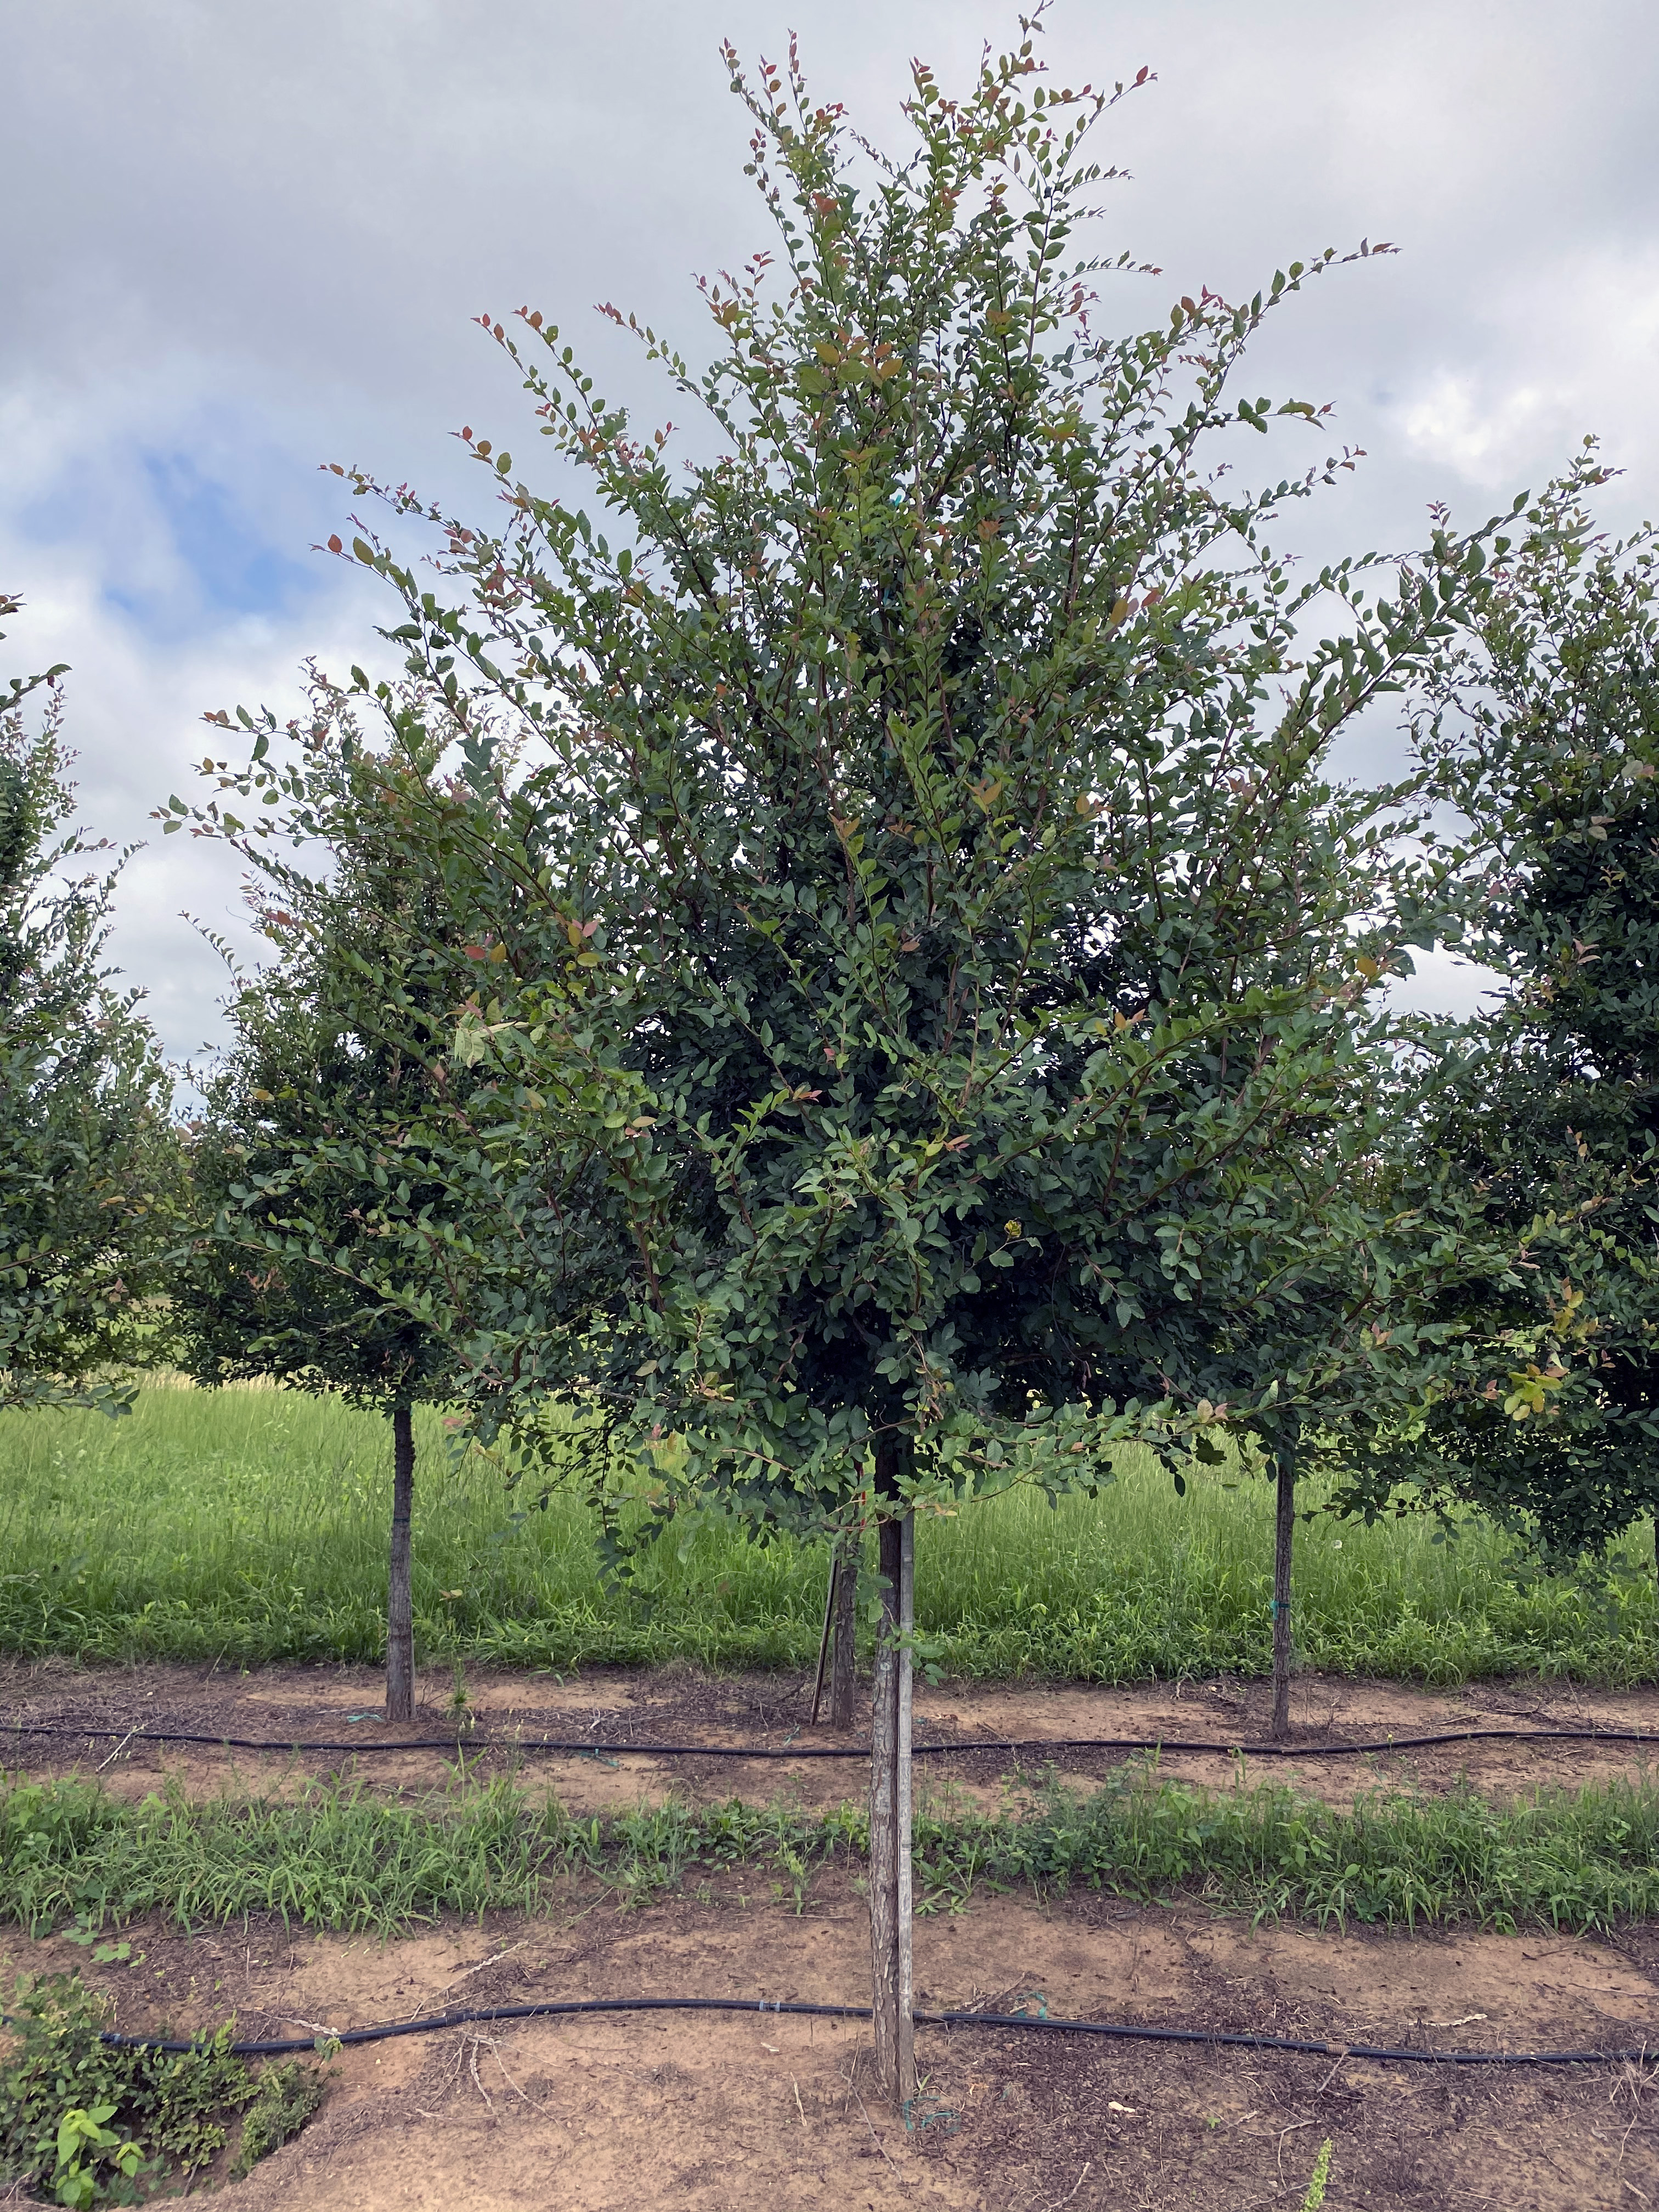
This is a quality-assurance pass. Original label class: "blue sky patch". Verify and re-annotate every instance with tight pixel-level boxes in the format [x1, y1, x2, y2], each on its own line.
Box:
[116, 448, 317, 623]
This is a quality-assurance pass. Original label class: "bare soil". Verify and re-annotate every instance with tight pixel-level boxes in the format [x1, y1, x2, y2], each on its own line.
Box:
[3, 1656, 1657, 1812]
[3, 1882, 1656, 2209]
[6, 1662, 1659, 2203]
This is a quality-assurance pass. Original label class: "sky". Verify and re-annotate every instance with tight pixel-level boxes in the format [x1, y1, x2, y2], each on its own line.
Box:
[4, 0, 1657, 1068]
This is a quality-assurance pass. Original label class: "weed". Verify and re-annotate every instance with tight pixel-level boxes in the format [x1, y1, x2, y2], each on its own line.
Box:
[0, 1971, 325, 2203]
[229, 2058, 326, 2177]
[61, 1914, 131, 1966]
[1300, 2136, 1334, 2210]
[4, 1769, 1659, 1941]
[47, 2101, 146, 2208]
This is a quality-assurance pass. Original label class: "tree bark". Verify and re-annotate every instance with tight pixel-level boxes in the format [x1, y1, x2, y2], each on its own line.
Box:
[896, 1511, 914, 2069]
[868, 1436, 915, 2109]
[830, 1532, 858, 1733]
[1270, 1429, 1296, 1741]
[810, 1551, 837, 1726]
[386, 1402, 416, 1724]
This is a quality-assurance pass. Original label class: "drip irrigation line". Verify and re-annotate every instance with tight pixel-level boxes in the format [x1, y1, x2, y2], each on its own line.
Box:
[4, 1721, 1658, 1760]
[77, 1994, 1652, 2068]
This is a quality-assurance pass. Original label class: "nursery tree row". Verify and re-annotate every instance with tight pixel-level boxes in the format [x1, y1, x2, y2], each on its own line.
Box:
[5, 14, 1659, 2110]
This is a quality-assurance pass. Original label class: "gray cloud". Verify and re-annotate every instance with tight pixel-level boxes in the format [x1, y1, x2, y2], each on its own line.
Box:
[4, 0, 1656, 1060]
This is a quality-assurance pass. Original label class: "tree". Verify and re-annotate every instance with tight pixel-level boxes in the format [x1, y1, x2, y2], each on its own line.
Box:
[176, 18, 1507, 2098]
[1, 596, 178, 1414]
[174, 725, 481, 1720]
[1388, 453, 1659, 1578]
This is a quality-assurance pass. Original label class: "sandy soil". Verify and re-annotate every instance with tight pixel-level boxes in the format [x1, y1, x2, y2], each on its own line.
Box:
[3, 1882, 1655, 2210]
[6, 1658, 1659, 2206]
[3, 1656, 1657, 1813]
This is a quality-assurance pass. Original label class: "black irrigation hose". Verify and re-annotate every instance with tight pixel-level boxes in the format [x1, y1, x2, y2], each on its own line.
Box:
[87, 1994, 1653, 2068]
[5, 1722, 1659, 1759]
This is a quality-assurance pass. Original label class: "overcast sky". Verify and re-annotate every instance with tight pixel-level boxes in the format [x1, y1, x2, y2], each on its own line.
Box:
[5, 0, 1657, 1067]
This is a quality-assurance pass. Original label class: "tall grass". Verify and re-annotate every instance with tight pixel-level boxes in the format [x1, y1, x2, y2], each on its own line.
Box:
[0, 1387, 1654, 1683]
[5, 1768, 1658, 1939]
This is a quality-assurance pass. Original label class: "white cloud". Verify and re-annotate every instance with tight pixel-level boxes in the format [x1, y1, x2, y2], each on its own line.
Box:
[4, 0, 1657, 1069]
[1393, 242, 1659, 502]
[1400, 375, 1560, 490]
[1, 557, 390, 1066]
[1387, 945, 1509, 1025]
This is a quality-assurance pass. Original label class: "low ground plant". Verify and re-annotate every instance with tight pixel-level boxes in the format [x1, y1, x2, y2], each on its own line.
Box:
[1, 1388, 1655, 1685]
[0, 1970, 323, 2204]
[1300, 2138, 1334, 2212]
[4, 1768, 1658, 1940]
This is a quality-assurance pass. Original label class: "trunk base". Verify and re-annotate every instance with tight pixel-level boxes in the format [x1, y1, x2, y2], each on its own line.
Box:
[386, 1402, 416, 1725]
[830, 1536, 858, 1733]
[1270, 1438, 1296, 1741]
[868, 1506, 914, 2107]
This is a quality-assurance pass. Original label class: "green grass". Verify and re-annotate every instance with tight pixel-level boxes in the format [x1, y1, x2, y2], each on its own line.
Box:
[5, 1767, 1659, 1939]
[1, 1385, 1655, 1684]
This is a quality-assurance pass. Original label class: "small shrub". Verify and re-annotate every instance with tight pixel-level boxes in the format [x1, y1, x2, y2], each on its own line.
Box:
[0, 1972, 325, 2204]
[231, 2058, 328, 2177]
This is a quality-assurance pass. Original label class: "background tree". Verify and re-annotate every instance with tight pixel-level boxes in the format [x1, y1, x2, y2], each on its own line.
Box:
[177, 18, 1507, 2097]
[175, 725, 483, 1721]
[1167, 1120, 1527, 1735]
[1, 595, 178, 1415]
[1384, 454, 1659, 1580]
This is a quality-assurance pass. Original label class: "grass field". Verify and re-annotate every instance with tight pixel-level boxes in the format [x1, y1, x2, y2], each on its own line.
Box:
[2, 1386, 1655, 1685]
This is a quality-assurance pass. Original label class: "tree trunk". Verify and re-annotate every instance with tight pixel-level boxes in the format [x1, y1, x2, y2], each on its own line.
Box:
[1271, 1429, 1296, 1741]
[868, 1511, 916, 2107]
[810, 1551, 837, 1726]
[386, 1402, 416, 1724]
[830, 1532, 858, 1733]
[867, 1436, 915, 2109]
[896, 1512, 913, 2064]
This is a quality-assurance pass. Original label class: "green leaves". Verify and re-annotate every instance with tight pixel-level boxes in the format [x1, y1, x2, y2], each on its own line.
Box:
[0, 663, 179, 1410]
[173, 732, 485, 1418]
[1389, 456, 1659, 1561]
[0, 1967, 323, 2200]
[194, 19, 1517, 1537]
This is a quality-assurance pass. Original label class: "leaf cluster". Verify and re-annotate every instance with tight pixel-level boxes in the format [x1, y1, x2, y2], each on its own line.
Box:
[1372, 450, 1659, 1558]
[0, 607, 180, 1414]
[0, 1970, 321, 2203]
[163, 19, 1524, 1536]
[173, 707, 503, 1417]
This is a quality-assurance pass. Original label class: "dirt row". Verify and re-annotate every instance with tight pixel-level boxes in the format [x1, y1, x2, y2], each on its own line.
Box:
[4, 1877, 1656, 2210]
[5, 1660, 1659, 2205]
[3, 1656, 1657, 1812]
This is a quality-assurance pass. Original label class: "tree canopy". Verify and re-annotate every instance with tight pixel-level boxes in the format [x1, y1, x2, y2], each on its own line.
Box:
[1389, 452, 1659, 1564]
[172, 22, 1513, 1548]
[1, 597, 177, 1414]
[176, 724, 467, 1420]
[174, 715, 491, 1716]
